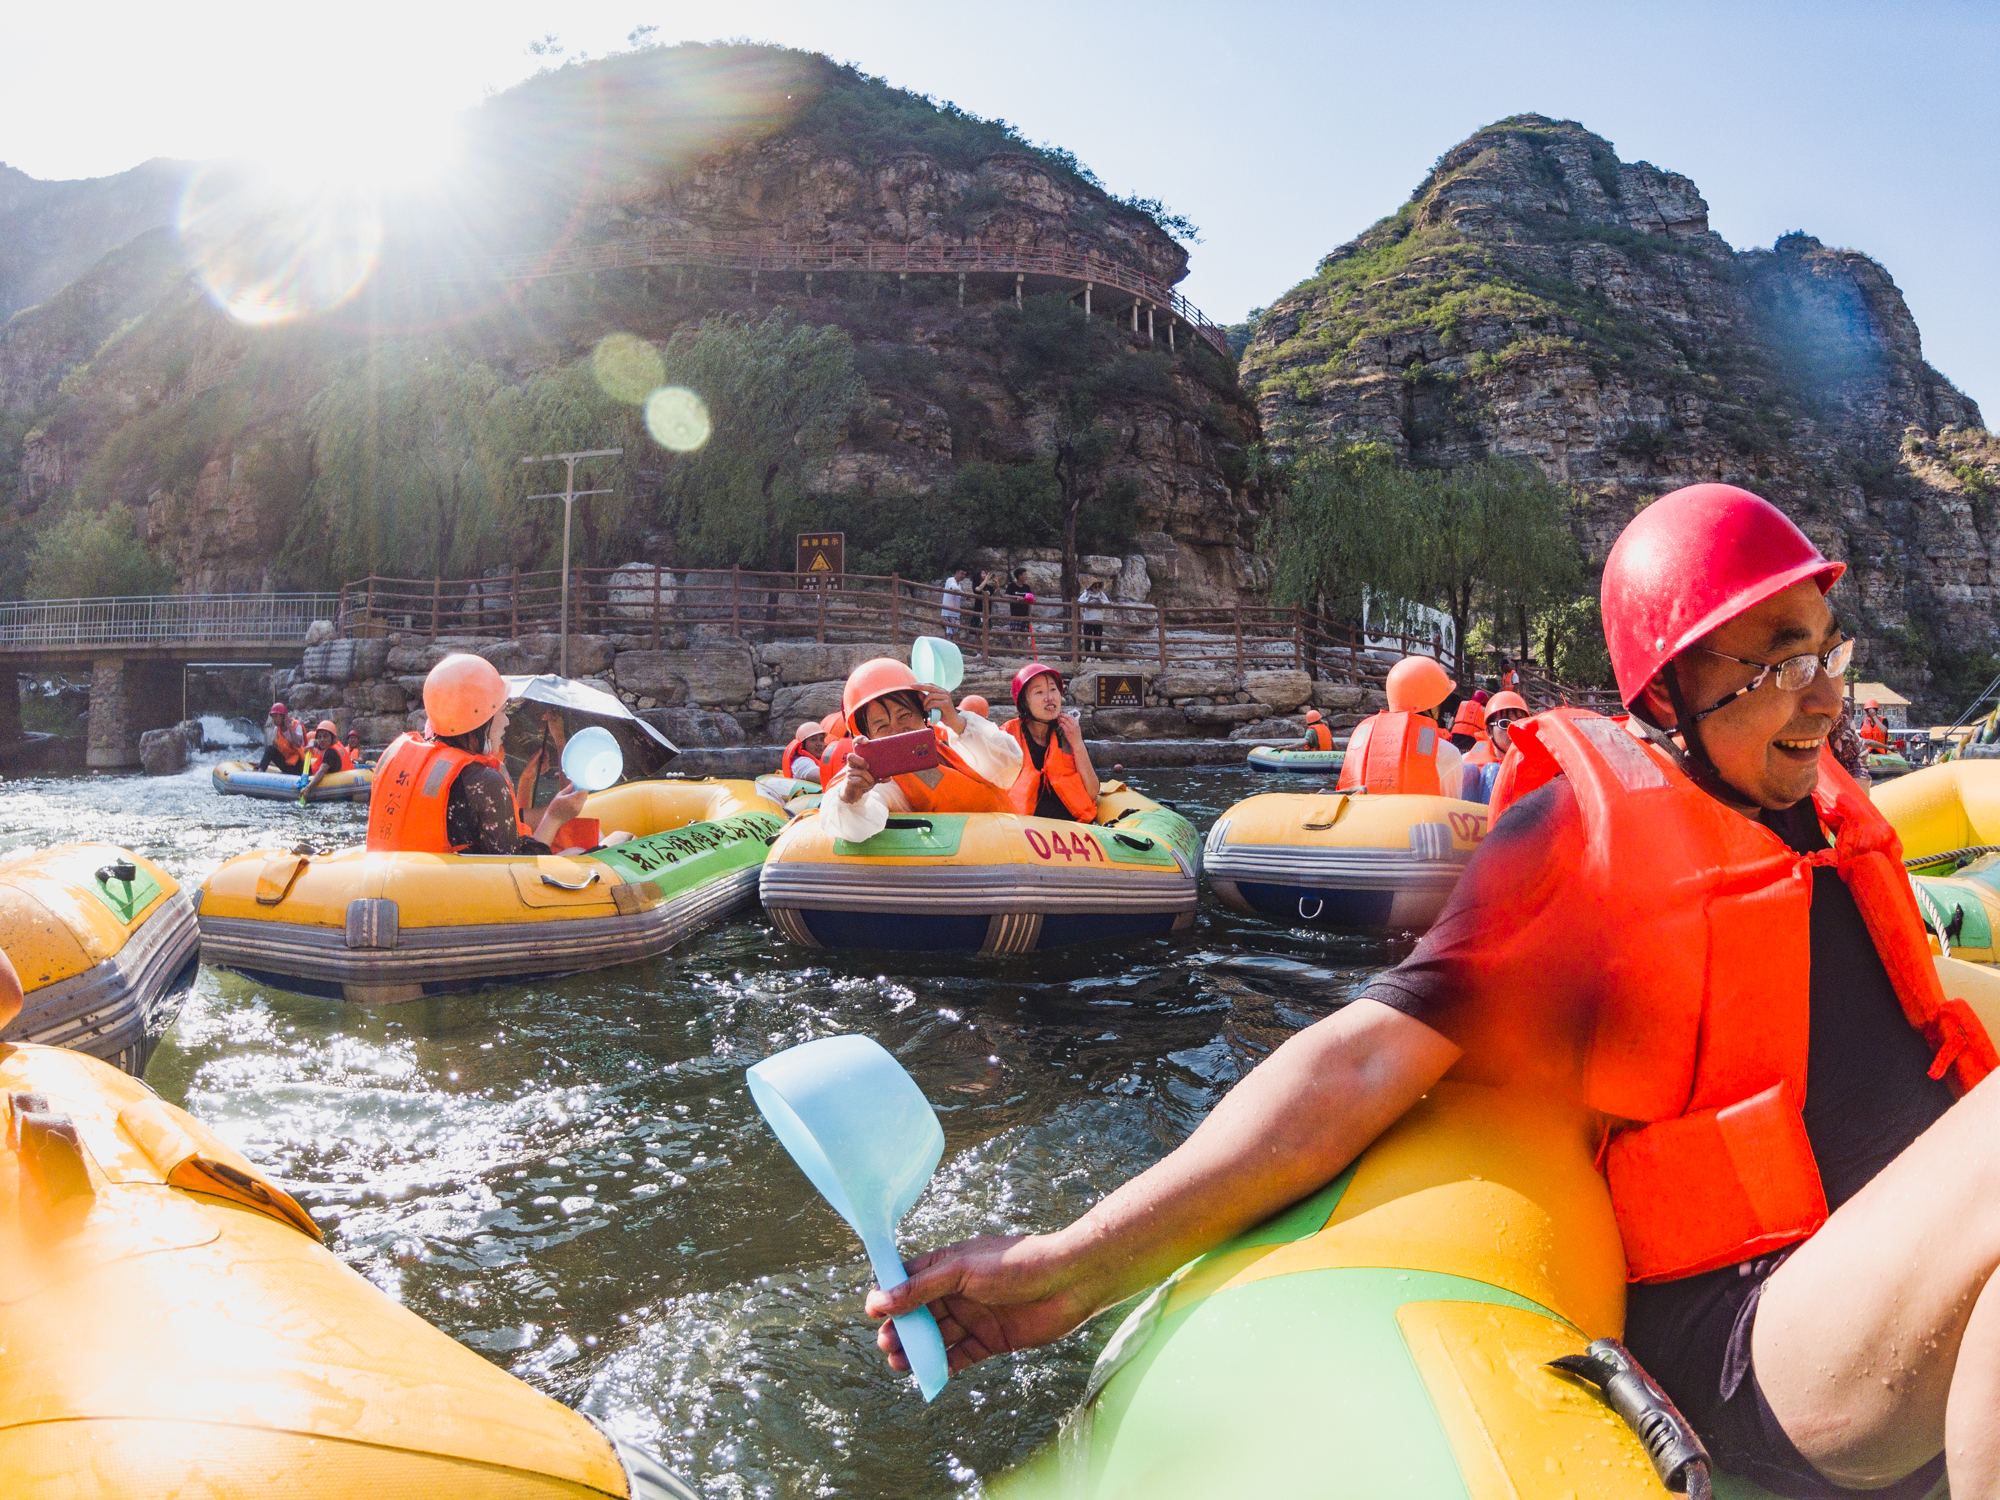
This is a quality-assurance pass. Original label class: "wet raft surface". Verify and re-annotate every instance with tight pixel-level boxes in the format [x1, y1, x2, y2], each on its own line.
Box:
[0, 761, 1399, 1497]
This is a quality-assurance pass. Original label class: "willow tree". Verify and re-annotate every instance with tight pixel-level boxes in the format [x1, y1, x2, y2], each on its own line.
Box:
[1264, 445, 1585, 668]
[298, 349, 519, 583]
[645, 312, 864, 572]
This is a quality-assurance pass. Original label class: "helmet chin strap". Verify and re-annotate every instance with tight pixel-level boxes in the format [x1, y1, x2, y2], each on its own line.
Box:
[1637, 660, 1762, 810]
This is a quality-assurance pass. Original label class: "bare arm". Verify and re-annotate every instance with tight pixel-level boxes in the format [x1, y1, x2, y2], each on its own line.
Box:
[866, 998, 1459, 1372]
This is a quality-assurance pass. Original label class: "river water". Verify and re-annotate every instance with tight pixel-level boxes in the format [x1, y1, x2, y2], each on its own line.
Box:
[0, 750, 1403, 1498]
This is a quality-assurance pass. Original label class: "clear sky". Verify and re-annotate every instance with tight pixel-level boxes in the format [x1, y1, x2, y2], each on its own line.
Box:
[5, 1, 1995, 412]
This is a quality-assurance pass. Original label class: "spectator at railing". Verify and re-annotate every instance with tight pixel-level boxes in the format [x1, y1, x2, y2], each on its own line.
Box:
[1006, 569, 1033, 637]
[941, 568, 970, 640]
[1078, 577, 1110, 657]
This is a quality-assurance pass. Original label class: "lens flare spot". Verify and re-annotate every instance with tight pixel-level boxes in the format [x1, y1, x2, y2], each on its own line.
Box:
[177, 166, 381, 326]
[645, 387, 712, 452]
[593, 334, 666, 404]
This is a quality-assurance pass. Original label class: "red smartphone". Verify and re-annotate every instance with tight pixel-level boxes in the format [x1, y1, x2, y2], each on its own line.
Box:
[856, 729, 939, 779]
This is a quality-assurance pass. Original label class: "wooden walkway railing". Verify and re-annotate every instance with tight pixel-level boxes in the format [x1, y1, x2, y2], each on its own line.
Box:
[460, 235, 1232, 358]
[337, 566, 1571, 697]
[0, 593, 343, 653]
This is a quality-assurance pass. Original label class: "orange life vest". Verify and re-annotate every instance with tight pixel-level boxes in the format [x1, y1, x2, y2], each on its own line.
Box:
[365, 734, 503, 853]
[1860, 720, 1889, 747]
[1335, 711, 1443, 796]
[1002, 718, 1098, 822]
[1303, 722, 1334, 752]
[307, 743, 350, 778]
[270, 722, 304, 770]
[1462, 736, 1499, 768]
[890, 728, 1013, 814]
[779, 737, 824, 779]
[1504, 707, 1997, 1282]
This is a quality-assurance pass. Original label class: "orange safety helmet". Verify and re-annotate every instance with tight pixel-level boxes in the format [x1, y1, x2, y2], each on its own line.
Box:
[1304, 708, 1323, 724]
[423, 653, 510, 738]
[843, 658, 923, 734]
[1601, 484, 1843, 709]
[315, 719, 339, 737]
[819, 711, 844, 738]
[1485, 690, 1530, 719]
[1864, 698, 1880, 710]
[1385, 655, 1455, 713]
[1449, 699, 1487, 736]
[796, 720, 826, 744]
[959, 695, 990, 719]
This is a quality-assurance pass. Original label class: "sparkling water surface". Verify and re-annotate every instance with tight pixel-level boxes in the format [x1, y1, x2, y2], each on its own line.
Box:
[0, 754, 1401, 1498]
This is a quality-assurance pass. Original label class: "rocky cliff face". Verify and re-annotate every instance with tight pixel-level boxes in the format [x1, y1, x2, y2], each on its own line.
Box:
[1242, 115, 1994, 706]
[0, 47, 1263, 607]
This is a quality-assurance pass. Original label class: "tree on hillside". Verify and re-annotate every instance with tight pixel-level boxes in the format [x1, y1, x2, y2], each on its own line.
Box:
[646, 313, 864, 573]
[1264, 444, 1585, 671]
[301, 349, 519, 582]
[24, 503, 172, 600]
[1004, 294, 1165, 602]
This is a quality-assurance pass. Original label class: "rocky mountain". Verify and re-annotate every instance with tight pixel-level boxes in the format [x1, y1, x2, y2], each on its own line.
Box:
[0, 45, 1262, 608]
[1242, 115, 1996, 708]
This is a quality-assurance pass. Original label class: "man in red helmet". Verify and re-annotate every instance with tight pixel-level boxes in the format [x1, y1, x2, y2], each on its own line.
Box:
[865, 485, 2000, 1497]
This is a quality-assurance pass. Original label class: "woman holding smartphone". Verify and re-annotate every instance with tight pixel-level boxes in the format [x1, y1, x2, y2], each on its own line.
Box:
[821, 658, 1020, 843]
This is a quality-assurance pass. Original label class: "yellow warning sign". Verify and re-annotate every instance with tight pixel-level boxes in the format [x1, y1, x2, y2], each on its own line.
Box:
[1095, 674, 1144, 707]
[796, 531, 845, 590]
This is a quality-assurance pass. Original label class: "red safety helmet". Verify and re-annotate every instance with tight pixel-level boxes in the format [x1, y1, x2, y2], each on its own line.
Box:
[1602, 484, 1843, 709]
[270, 702, 288, 716]
[1012, 662, 1064, 712]
[843, 658, 923, 734]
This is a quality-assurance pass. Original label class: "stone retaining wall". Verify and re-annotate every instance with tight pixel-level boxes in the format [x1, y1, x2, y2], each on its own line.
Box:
[271, 631, 1389, 749]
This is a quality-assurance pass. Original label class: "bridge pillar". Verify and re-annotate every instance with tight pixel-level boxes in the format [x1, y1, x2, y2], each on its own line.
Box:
[86, 656, 178, 769]
[0, 669, 20, 747]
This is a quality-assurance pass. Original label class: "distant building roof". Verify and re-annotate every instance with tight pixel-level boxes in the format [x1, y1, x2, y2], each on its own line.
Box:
[1852, 681, 1910, 706]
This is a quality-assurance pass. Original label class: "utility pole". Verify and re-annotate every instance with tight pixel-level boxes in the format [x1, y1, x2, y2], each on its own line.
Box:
[522, 448, 622, 678]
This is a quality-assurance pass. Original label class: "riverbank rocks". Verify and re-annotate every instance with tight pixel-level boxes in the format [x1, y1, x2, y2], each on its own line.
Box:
[139, 725, 189, 775]
[614, 641, 757, 706]
[276, 628, 1373, 749]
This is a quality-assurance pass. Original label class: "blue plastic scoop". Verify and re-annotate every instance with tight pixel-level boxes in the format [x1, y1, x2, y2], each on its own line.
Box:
[746, 1034, 950, 1400]
[561, 725, 625, 792]
[910, 636, 964, 693]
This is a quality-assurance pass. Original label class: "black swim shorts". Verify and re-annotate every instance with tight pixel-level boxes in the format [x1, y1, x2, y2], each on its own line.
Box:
[1623, 1251, 1946, 1500]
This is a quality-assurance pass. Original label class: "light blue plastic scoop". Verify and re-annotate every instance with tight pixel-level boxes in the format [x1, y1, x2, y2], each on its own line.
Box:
[746, 1034, 950, 1400]
[910, 636, 964, 692]
[560, 725, 624, 792]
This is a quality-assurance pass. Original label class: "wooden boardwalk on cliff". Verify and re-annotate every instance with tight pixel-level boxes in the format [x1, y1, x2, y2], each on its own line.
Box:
[451, 236, 1233, 358]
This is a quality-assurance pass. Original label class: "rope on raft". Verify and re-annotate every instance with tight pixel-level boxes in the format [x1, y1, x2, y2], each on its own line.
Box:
[1905, 844, 2000, 870]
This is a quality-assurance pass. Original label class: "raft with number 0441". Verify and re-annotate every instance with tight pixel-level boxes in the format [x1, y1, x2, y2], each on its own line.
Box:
[0, 1040, 692, 1497]
[1003, 964, 2000, 1500]
[0, 843, 200, 1074]
[758, 782, 1199, 953]
[196, 779, 783, 1002]
[1204, 790, 1488, 935]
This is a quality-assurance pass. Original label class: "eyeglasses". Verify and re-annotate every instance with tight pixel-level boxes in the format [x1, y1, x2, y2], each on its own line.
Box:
[1690, 637, 1854, 723]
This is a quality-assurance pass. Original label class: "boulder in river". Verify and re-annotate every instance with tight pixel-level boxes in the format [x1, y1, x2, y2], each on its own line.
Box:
[139, 727, 189, 775]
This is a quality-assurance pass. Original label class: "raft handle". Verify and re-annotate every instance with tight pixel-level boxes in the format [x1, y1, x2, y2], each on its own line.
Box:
[1112, 833, 1157, 852]
[95, 861, 136, 887]
[884, 818, 935, 834]
[1298, 897, 1324, 921]
[1548, 1338, 1712, 1500]
[540, 868, 602, 892]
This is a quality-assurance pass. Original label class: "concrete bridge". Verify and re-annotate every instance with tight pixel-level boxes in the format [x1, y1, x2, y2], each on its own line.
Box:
[0, 594, 340, 766]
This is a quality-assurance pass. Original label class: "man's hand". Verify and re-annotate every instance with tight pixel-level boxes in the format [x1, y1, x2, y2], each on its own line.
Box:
[839, 751, 877, 804]
[864, 1233, 1100, 1375]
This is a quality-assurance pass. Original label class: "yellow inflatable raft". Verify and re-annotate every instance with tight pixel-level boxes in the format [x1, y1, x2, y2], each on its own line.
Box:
[0, 1039, 689, 1497]
[1013, 956, 2000, 1499]
[0, 844, 200, 1074]
[198, 779, 782, 1003]
[1875, 761, 2000, 962]
[759, 783, 1199, 953]
[1203, 790, 1488, 934]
